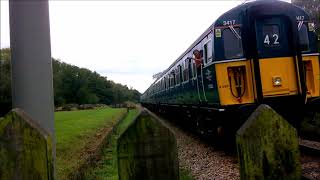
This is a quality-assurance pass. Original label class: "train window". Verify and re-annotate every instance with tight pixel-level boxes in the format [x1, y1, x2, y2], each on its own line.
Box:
[175, 67, 180, 85]
[183, 59, 190, 81]
[178, 65, 183, 82]
[262, 25, 280, 47]
[176, 67, 179, 85]
[192, 61, 196, 78]
[223, 28, 243, 59]
[176, 65, 181, 84]
[299, 24, 309, 52]
[203, 40, 212, 64]
[162, 79, 164, 91]
[170, 71, 175, 87]
[166, 76, 169, 89]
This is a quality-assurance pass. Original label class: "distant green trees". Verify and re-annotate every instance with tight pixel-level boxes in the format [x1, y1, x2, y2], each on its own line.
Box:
[0, 48, 140, 116]
[293, 0, 320, 51]
[0, 48, 12, 116]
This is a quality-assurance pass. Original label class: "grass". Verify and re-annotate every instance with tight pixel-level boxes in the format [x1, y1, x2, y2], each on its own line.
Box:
[55, 107, 127, 180]
[180, 168, 194, 180]
[84, 109, 195, 180]
[84, 109, 140, 180]
[55, 107, 194, 180]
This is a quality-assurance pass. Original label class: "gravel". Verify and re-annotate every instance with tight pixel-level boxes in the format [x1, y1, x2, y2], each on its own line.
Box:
[300, 138, 320, 150]
[147, 110, 320, 180]
[300, 138, 320, 180]
[175, 132, 240, 180]
[153, 114, 240, 180]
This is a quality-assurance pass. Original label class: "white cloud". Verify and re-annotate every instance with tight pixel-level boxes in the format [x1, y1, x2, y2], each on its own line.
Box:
[1, 1, 242, 93]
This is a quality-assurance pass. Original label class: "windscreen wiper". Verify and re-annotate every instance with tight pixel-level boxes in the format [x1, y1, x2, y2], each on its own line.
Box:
[228, 25, 242, 40]
[297, 20, 303, 31]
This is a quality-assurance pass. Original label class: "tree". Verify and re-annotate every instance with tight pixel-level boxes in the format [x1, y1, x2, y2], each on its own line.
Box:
[293, 0, 320, 50]
[0, 48, 141, 116]
[0, 48, 12, 116]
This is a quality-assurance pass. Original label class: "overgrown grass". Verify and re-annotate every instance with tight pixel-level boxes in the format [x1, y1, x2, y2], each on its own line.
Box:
[84, 109, 140, 179]
[180, 168, 194, 180]
[55, 108, 127, 180]
[84, 109, 195, 180]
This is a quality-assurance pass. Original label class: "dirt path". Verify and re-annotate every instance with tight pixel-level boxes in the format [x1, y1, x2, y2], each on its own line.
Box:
[68, 112, 128, 179]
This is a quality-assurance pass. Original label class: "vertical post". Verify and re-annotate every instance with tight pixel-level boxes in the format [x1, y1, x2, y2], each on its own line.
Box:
[9, 0, 54, 135]
[9, 0, 54, 154]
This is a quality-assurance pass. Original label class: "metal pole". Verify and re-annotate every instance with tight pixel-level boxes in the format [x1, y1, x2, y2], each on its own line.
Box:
[9, 0, 55, 139]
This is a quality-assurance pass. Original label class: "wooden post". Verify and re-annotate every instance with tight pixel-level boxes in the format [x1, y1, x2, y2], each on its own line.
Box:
[117, 110, 179, 180]
[236, 104, 301, 180]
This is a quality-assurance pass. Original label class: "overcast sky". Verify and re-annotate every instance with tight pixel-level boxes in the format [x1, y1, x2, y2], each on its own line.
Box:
[0, 0, 290, 93]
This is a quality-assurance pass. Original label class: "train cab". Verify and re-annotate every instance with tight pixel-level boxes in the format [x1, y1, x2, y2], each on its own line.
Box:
[141, 0, 319, 130]
[213, 0, 320, 114]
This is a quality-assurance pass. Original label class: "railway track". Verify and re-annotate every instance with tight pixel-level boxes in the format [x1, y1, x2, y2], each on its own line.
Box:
[299, 138, 320, 157]
[144, 108, 240, 180]
[144, 107, 320, 179]
[300, 139, 320, 180]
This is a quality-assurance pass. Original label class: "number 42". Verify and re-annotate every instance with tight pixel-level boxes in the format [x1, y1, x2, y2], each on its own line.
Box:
[264, 34, 279, 45]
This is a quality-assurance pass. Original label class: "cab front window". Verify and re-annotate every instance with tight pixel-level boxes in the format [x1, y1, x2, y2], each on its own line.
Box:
[223, 27, 243, 59]
[298, 23, 309, 52]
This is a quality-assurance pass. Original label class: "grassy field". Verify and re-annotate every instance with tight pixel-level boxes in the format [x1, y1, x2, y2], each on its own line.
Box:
[55, 108, 127, 180]
[84, 109, 140, 179]
[56, 107, 193, 179]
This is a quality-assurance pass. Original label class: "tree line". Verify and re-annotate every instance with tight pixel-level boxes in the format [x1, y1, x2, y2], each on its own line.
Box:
[293, 0, 320, 51]
[0, 48, 140, 116]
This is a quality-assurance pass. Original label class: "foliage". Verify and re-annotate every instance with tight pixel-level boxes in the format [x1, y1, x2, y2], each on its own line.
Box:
[293, 0, 320, 50]
[55, 107, 127, 180]
[179, 168, 194, 180]
[0, 48, 141, 116]
[52, 58, 140, 106]
[292, 0, 320, 27]
[0, 48, 12, 116]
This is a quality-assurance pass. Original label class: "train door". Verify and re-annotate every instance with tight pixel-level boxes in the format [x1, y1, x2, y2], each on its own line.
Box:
[193, 50, 207, 103]
[254, 17, 301, 100]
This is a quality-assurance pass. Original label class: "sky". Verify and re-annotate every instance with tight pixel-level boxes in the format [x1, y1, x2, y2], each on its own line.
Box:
[0, 0, 290, 93]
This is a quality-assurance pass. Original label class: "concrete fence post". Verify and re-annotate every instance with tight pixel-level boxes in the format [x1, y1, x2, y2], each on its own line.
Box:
[236, 104, 301, 180]
[117, 110, 179, 180]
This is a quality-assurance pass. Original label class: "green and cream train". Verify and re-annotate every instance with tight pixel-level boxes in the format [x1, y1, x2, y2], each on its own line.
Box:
[141, 0, 319, 134]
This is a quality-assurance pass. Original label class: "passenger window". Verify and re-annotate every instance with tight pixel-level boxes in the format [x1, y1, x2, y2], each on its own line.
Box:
[203, 40, 212, 64]
[162, 79, 164, 90]
[192, 61, 196, 78]
[170, 71, 175, 87]
[299, 24, 309, 52]
[179, 65, 183, 83]
[175, 68, 180, 85]
[223, 27, 243, 59]
[262, 25, 280, 47]
[183, 59, 190, 81]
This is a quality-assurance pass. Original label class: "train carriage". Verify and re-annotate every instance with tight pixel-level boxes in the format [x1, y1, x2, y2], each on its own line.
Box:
[141, 0, 320, 135]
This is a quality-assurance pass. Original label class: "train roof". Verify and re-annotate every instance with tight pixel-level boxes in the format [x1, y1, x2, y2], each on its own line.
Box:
[143, 0, 308, 94]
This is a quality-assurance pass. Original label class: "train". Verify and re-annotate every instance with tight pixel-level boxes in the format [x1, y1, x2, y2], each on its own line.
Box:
[140, 0, 320, 136]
